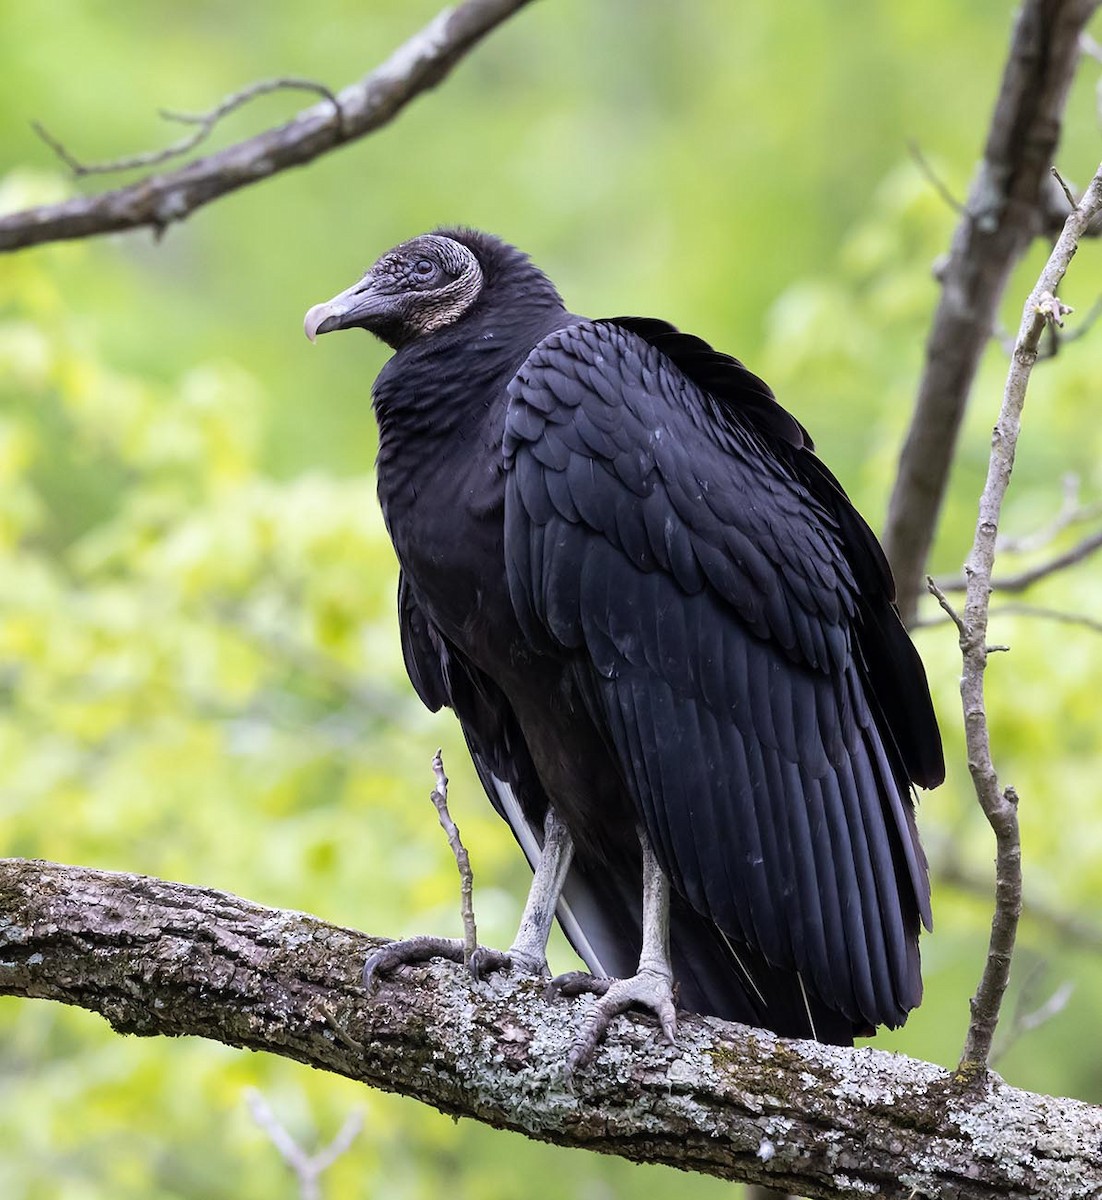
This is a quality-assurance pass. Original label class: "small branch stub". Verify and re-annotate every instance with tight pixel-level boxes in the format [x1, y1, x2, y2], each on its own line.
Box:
[428, 750, 478, 965]
[1034, 289, 1073, 326]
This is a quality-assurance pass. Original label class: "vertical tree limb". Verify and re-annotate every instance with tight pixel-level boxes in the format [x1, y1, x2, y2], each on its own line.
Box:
[883, 0, 1100, 624]
[952, 160, 1102, 1074]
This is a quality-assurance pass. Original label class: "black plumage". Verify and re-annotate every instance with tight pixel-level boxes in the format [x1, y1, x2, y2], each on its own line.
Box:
[304, 228, 944, 1048]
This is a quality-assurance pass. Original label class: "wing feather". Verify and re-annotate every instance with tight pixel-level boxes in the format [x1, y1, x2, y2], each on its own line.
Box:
[503, 318, 938, 1030]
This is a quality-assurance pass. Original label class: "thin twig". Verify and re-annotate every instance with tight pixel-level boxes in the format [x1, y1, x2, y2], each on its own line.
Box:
[914, 601, 1102, 637]
[925, 575, 967, 636]
[990, 959, 1075, 1066]
[956, 158, 1102, 1077]
[1051, 165, 1078, 211]
[245, 1089, 363, 1200]
[427, 750, 478, 965]
[908, 140, 965, 213]
[32, 78, 342, 177]
[997, 474, 1098, 553]
[0, 0, 536, 251]
[935, 526, 1102, 595]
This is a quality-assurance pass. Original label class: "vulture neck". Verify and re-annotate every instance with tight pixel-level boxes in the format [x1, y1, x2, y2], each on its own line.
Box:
[372, 296, 570, 453]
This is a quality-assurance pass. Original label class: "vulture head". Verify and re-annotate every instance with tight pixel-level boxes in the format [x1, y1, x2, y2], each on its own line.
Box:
[304, 233, 484, 349]
[304, 229, 565, 351]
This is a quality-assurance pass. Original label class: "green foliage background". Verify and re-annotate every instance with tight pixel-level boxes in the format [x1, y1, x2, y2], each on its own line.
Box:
[2, 3, 1101, 1196]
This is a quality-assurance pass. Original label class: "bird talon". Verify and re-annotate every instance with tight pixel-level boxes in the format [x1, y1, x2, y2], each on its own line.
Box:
[563, 970, 678, 1071]
[361, 935, 467, 993]
[468, 945, 511, 981]
[547, 970, 611, 1001]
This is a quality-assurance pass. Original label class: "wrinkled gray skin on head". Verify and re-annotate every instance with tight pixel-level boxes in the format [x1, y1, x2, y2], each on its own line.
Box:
[304, 234, 484, 349]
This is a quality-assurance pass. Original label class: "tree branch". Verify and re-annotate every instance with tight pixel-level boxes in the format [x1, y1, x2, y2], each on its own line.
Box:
[931, 845, 1102, 952]
[882, 0, 1101, 625]
[954, 160, 1102, 1074]
[934, 526, 1102, 594]
[0, 0, 534, 252]
[1, 860, 1100, 1200]
[32, 78, 342, 177]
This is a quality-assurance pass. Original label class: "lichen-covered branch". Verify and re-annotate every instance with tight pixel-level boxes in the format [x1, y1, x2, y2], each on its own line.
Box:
[954, 161, 1102, 1074]
[0, 0, 534, 252]
[1, 859, 1100, 1200]
[882, 0, 1101, 624]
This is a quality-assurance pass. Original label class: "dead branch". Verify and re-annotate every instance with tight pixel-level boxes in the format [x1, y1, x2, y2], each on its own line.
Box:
[932, 847, 1102, 951]
[991, 965, 1075, 1068]
[1, 858, 1100, 1200]
[245, 1089, 363, 1200]
[427, 750, 479, 965]
[32, 78, 341, 177]
[882, 0, 1101, 625]
[0, 0, 535, 251]
[955, 159, 1102, 1076]
[998, 474, 1102, 554]
[934, 526, 1102, 594]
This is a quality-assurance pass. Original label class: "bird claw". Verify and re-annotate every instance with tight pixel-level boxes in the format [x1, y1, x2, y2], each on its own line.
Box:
[363, 936, 547, 994]
[362, 935, 468, 993]
[468, 944, 512, 980]
[546, 970, 612, 1000]
[563, 969, 678, 1075]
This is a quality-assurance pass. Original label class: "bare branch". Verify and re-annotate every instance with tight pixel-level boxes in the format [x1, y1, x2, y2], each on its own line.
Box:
[1051, 165, 1079, 212]
[0, 0, 535, 252]
[956, 159, 1102, 1076]
[997, 473, 1102, 553]
[882, 0, 1101, 625]
[914, 601, 1102, 638]
[427, 750, 478, 965]
[991, 964, 1075, 1068]
[925, 575, 967, 637]
[246, 1089, 362, 1200]
[932, 844, 1102, 950]
[935, 526, 1102, 595]
[907, 140, 964, 214]
[2, 859, 1101, 1199]
[32, 78, 341, 177]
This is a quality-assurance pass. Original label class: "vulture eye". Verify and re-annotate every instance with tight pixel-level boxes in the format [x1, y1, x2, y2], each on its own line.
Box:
[412, 259, 437, 280]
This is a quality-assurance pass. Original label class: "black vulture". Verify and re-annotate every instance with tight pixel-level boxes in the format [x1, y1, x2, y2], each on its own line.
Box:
[304, 229, 944, 1063]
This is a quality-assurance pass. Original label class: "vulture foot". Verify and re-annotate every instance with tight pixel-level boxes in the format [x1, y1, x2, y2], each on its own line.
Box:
[561, 967, 678, 1073]
[362, 936, 544, 994]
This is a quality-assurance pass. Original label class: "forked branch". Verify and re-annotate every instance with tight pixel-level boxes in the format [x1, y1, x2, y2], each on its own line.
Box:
[952, 159, 1102, 1074]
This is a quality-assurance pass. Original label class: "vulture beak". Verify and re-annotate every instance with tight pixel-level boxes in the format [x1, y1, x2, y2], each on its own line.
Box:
[304, 274, 386, 342]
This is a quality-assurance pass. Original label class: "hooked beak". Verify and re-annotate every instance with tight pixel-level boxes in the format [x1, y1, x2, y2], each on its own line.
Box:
[304, 274, 387, 342]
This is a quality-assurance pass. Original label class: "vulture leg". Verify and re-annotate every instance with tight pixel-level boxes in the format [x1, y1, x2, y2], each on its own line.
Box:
[496, 806, 575, 976]
[363, 809, 575, 992]
[561, 834, 678, 1072]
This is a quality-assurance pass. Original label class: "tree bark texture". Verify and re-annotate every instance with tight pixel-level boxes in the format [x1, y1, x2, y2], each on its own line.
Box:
[882, 0, 1100, 625]
[1, 860, 1099, 1200]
